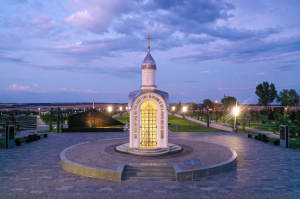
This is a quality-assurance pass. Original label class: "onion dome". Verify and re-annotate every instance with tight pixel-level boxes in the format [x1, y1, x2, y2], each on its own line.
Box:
[141, 51, 156, 69]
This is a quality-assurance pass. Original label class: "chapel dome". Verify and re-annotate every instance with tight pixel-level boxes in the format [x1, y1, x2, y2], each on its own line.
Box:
[141, 51, 156, 69]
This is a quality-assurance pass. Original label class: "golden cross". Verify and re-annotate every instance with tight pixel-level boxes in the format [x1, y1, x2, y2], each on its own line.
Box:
[145, 34, 152, 51]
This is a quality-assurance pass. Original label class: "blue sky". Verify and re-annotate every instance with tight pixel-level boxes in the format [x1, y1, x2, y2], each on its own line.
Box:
[1, 0, 300, 104]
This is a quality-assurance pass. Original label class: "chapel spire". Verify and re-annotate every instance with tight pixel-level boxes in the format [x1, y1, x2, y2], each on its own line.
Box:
[145, 34, 152, 52]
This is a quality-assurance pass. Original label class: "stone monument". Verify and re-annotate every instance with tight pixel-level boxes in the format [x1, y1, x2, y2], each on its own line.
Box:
[116, 35, 182, 156]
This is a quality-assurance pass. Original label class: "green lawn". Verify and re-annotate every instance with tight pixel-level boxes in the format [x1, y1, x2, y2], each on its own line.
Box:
[290, 140, 300, 149]
[116, 114, 225, 132]
[249, 124, 276, 132]
[0, 138, 4, 148]
[168, 115, 225, 132]
[115, 114, 129, 123]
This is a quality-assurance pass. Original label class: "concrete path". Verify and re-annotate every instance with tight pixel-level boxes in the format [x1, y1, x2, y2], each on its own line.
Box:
[16, 116, 67, 138]
[1, 132, 299, 198]
[172, 113, 233, 132]
[172, 113, 280, 139]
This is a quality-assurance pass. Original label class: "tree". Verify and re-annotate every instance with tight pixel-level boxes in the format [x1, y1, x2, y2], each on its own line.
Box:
[242, 113, 245, 133]
[176, 101, 182, 113]
[203, 99, 213, 109]
[49, 108, 53, 131]
[187, 102, 197, 110]
[221, 96, 237, 109]
[255, 81, 277, 110]
[276, 89, 300, 109]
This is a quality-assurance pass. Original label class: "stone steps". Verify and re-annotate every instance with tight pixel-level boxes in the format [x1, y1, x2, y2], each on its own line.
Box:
[122, 164, 176, 180]
[116, 143, 182, 156]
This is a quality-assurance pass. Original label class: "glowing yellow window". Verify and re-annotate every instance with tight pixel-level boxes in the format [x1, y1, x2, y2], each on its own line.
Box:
[140, 101, 157, 147]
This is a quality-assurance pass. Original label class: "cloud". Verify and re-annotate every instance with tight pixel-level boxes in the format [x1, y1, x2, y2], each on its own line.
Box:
[9, 0, 27, 4]
[6, 84, 30, 91]
[57, 88, 98, 94]
[256, 72, 269, 77]
[0, 55, 23, 62]
[33, 83, 39, 88]
[66, 0, 132, 34]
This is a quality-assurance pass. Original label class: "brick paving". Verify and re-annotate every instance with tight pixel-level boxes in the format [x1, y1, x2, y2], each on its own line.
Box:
[1, 132, 300, 199]
[65, 138, 233, 170]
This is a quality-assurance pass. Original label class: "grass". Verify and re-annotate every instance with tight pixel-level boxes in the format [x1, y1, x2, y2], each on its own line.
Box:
[35, 130, 56, 133]
[249, 124, 276, 132]
[290, 140, 300, 149]
[116, 114, 225, 132]
[0, 138, 4, 148]
[168, 115, 225, 132]
[0, 137, 25, 149]
[115, 114, 129, 123]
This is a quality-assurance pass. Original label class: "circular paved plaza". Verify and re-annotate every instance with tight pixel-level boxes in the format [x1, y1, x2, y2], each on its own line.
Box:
[0, 132, 300, 199]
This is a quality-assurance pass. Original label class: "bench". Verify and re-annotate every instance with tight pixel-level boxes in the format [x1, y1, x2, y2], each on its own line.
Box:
[248, 134, 280, 146]
[248, 134, 258, 139]
[39, 133, 48, 138]
[15, 137, 33, 146]
[265, 137, 280, 146]
[28, 133, 48, 140]
[28, 134, 40, 141]
[15, 133, 47, 146]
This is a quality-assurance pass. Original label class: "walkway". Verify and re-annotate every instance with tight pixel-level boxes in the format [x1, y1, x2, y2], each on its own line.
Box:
[172, 113, 232, 132]
[0, 132, 299, 198]
[17, 116, 67, 138]
[172, 113, 280, 138]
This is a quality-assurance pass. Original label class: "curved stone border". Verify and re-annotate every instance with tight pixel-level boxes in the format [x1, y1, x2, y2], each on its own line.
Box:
[60, 138, 127, 181]
[115, 142, 182, 156]
[60, 137, 237, 181]
[171, 138, 237, 181]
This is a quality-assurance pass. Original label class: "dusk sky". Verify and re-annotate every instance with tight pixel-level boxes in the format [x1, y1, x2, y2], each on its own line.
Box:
[1, 0, 300, 104]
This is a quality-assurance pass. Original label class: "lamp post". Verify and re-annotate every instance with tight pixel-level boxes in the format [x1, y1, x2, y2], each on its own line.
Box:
[172, 106, 176, 115]
[38, 108, 40, 116]
[206, 107, 209, 127]
[233, 106, 239, 133]
[214, 101, 218, 123]
[248, 107, 251, 127]
[119, 106, 123, 116]
[182, 106, 187, 119]
[108, 106, 112, 117]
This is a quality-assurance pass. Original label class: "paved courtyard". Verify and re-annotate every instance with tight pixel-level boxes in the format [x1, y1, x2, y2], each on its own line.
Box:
[1, 131, 300, 199]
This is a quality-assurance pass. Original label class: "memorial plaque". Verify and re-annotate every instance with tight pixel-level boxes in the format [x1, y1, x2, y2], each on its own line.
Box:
[5, 125, 15, 149]
[279, 125, 289, 148]
[184, 159, 202, 166]
[280, 126, 285, 140]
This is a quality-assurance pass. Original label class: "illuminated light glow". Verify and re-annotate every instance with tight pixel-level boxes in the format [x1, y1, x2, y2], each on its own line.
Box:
[119, 107, 123, 111]
[233, 107, 239, 116]
[108, 106, 112, 112]
[140, 101, 157, 148]
[172, 106, 175, 111]
[182, 106, 187, 113]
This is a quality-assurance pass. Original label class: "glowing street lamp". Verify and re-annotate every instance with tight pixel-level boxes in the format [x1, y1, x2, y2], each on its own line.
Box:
[108, 106, 113, 117]
[182, 106, 187, 119]
[214, 101, 218, 123]
[214, 101, 218, 110]
[119, 106, 123, 116]
[172, 106, 176, 115]
[38, 108, 40, 116]
[233, 106, 239, 133]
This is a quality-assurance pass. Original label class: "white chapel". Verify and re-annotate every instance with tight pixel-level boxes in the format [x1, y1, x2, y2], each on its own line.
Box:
[116, 35, 181, 156]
